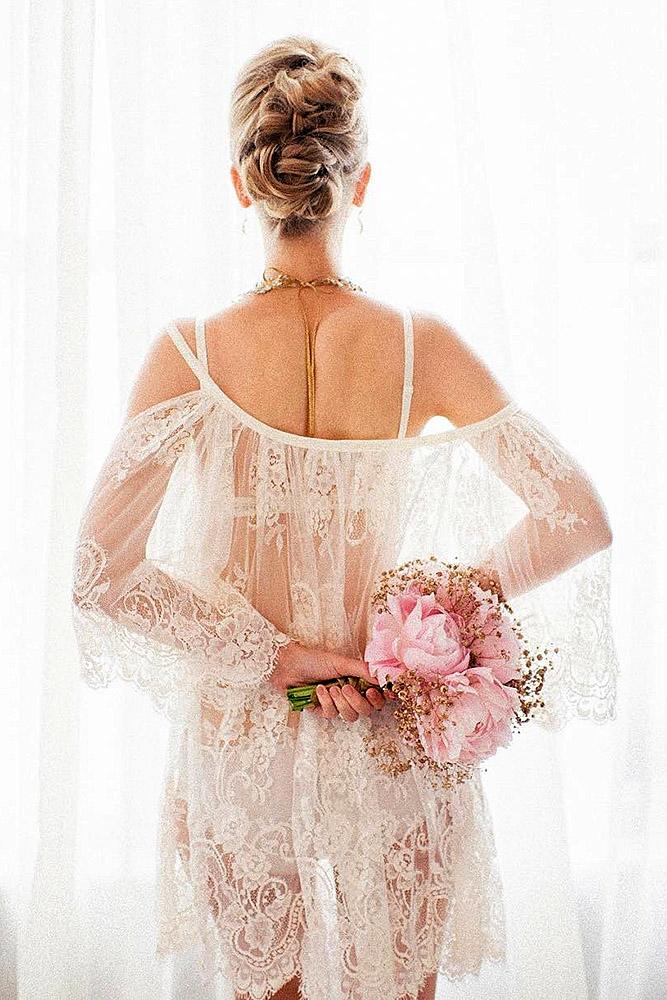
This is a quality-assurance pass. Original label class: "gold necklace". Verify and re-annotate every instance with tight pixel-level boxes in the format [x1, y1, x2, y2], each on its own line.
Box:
[246, 267, 367, 437]
[251, 268, 365, 296]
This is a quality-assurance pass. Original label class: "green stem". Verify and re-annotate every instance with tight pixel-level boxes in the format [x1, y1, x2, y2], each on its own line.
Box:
[286, 676, 386, 712]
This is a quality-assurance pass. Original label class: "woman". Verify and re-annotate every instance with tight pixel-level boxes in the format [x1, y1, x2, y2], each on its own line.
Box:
[71, 34, 618, 1000]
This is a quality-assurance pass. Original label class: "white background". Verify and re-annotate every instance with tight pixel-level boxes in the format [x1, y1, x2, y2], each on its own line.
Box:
[3, 1, 666, 997]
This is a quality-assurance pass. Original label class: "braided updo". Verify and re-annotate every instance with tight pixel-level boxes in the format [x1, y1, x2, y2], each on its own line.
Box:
[229, 35, 368, 238]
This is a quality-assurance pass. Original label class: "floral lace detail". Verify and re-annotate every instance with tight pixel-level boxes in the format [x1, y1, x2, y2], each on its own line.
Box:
[230, 560, 250, 593]
[244, 446, 408, 548]
[72, 536, 110, 611]
[256, 443, 290, 552]
[288, 573, 322, 646]
[107, 393, 204, 485]
[71, 388, 618, 998]
[522, 545, 619, 730]
[155, 693, 507, 1000]
[71, 536, 292, 716]
[486, 410, 588, 533]
[114, 562, 292, 687]
[304, 449, 338, 539]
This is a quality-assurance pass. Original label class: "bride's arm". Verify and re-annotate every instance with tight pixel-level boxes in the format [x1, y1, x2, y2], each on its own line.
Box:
[414, 311, 613, 601]
[70, 326, 296, 715]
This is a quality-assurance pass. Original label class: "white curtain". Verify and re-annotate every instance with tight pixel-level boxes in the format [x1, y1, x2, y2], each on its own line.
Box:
[4, 1, 665, 997]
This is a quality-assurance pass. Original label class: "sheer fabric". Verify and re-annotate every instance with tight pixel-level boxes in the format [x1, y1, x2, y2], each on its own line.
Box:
[70, 313, 619, 1000]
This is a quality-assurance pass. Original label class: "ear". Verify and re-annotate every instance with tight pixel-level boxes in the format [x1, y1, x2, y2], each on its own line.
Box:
[352, 161, 372, 208]
[230, 164, 252, 208]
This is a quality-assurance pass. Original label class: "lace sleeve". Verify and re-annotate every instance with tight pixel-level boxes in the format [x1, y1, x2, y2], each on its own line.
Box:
[472, 406, 620, 731]
[70, 391, 293, 719]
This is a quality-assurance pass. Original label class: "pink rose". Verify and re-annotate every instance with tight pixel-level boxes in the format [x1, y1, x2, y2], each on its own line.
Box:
[364, 589, 470, 687]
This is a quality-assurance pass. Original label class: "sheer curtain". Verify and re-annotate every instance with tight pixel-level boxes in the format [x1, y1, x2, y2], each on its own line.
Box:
[4, 1, 665, 998]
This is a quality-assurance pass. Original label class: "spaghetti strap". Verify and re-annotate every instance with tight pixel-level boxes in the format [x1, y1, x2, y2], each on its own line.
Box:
[195, 316, 209, 373]
[397, 305, 414, 438]
[166, 319, 212, 390]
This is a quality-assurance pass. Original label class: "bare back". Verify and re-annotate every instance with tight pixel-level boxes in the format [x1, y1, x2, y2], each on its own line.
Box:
[140, 289, 512, 441]
[186, 291, 423, 441]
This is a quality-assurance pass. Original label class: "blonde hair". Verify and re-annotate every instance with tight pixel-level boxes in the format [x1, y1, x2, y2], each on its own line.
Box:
[229, 35, 368, 238]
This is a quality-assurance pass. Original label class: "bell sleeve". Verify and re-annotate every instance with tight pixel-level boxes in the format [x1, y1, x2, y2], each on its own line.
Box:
[70, 390, 293, 720]
[470, 405, 620, 731]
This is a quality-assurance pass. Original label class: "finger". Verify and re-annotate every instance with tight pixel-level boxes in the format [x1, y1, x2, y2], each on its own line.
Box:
[317, 685, 338, 719]
[316, 685, 338, 720]
[340, 683, 373, 717]
[365, 687, 386, 710]
[329, 684, 359, 723]
[380, 685, 397, 700]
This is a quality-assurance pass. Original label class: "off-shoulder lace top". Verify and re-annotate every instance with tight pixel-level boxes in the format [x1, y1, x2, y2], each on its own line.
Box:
[70, 303, 619, 1000]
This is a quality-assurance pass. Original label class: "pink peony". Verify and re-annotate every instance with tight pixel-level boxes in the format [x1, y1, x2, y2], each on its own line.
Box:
[417, 667, 521, 765]
[436, 580, 523, 684]
[357, 563, 547, 783]
[364, 588, 470, 688]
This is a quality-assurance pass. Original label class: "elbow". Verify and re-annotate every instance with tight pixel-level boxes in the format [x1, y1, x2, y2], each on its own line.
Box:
[574, 497, 613, 554]
[600, 523, 613, 549]
[577, 478, 613, 552]
[592, 506, 613, 551]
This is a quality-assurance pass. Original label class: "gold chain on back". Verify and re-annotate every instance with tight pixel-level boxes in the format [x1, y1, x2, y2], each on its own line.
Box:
[247, 267, 367, 437]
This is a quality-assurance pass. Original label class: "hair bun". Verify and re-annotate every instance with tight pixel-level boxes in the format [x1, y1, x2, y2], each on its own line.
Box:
[230, 35, 368, 236]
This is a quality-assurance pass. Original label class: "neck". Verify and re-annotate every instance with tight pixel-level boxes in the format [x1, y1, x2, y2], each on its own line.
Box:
[260, 220, 346, 282]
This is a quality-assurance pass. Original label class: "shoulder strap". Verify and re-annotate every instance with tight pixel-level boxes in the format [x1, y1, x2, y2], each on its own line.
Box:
[195, 316, 209, 372]
[166, 318, 211, 389]
[397, 305, 414, 438]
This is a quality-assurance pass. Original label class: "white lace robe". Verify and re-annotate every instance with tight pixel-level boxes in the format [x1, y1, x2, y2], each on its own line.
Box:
[70, 359, 619, 1000]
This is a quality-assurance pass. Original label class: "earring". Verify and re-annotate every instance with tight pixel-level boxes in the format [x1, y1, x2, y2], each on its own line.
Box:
[357, 207, 364, 235]
[241, 213, 248, 236]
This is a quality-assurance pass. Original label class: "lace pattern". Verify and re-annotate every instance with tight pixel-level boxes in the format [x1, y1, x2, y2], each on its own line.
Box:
[70, 387, 619, 998]
[491, 409, 590, 532]
[72, 541, 292, 718]
[155, 691, 506, 999]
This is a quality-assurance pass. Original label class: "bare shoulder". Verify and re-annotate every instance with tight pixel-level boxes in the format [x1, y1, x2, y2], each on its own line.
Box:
[205, 291, 402, 329]
[203, 291, 411, 371]
[184, 296, 512, 433]
[124, 317, 200, 420]
[411, 308, 513, 428]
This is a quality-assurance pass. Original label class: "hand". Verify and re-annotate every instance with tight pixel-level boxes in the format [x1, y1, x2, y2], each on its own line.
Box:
[312, 679, 387, 722]
[268, 640, 394, 722]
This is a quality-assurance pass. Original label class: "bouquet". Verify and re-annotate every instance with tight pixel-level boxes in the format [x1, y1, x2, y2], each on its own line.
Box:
[287, 555, 555, 789]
